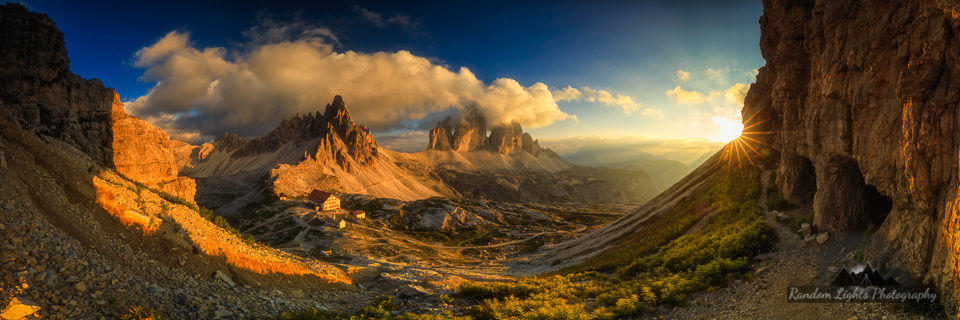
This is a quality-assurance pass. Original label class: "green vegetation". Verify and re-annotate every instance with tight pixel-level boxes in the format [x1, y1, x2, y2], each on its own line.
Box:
[276, 295, 469, 320]
[765, 176, 795, 212]
[455, 168, 777, 319]
[121, 305, 169, 320]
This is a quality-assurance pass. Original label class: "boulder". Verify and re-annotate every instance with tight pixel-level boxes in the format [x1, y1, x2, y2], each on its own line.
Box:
[397, 284, 432, 297]
[215, 270, 235, 287]
[0, 297, 40, 320]
[799, 223, 812, 237]
[816, 232, 829, 245]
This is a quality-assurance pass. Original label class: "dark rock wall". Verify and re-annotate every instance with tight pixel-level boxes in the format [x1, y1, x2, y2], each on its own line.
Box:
[744, 0, 960, 312]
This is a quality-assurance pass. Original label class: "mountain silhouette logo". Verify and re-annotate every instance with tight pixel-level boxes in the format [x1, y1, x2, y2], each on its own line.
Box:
[829, 263, 899, 287]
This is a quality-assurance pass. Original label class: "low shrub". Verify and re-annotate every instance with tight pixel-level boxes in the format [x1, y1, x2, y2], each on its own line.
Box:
[459, 167, 778, 319]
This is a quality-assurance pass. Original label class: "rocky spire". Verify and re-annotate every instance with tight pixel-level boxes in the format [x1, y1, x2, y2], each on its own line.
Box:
[486, 122, 525, 154]
[214, 132, 243, 153]
[424, 107, 550, 156]
[427, 117, 455, 150]
[452, 105, 486, 151]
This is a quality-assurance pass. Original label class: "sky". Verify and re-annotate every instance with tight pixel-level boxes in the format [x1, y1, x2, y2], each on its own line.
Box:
[20, 0, 765, 156]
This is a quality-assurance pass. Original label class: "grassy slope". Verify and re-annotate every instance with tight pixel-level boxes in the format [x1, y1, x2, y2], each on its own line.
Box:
[456, 167, 776, 319]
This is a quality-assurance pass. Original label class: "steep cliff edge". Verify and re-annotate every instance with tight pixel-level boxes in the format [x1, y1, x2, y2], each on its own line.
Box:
[741, 0, 960, 312]
[0, 4, 353, 318]
[0, 3, 195, 201]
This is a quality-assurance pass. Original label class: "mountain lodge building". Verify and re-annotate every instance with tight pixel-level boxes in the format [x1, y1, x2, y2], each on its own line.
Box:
[308, 190, 340, 211]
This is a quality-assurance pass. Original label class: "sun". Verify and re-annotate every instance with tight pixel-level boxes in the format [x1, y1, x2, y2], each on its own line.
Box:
[711, 116, 744, 142]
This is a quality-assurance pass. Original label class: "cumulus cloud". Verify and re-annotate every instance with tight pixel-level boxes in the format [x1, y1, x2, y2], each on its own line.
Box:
[126, 27, 575, 141]
[676, 69, 690, 81]
[552, 86, 643, 114]
[723, 83, 750, 105]
[665, 83, 750, 107]
[665, 86, 717, 104]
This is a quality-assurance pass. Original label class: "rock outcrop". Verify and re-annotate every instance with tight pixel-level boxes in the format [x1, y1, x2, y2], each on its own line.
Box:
[184, 96, 445, 211]
[214, 132, 243, 154]
[426, 117, 454, 151]
[0, 3, 196, 201]
[451, 106, 487, 152]
[0, 3, 114, 163]
[741, 0, 960, 313]
[425, 107, 549, 156]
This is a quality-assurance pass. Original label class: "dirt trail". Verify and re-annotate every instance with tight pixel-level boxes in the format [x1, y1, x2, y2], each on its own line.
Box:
[657, 170, 927, 319]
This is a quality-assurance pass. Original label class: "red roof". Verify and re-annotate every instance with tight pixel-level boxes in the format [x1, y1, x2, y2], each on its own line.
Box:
[307, 190, 335, 203]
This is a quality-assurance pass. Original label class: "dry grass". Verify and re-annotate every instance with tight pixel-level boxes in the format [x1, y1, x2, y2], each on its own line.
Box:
[94, 178, 160, 234]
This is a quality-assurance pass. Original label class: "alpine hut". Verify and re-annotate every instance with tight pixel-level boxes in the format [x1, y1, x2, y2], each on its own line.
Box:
[307, 190, 340, 211]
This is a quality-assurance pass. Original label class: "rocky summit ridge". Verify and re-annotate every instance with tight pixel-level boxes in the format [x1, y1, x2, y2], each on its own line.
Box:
[224, 95, 380, 168]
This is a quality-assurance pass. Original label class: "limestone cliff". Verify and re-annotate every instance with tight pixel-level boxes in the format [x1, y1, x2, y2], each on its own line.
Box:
[452, 106, 487, 152]
[425, 107, 550, 156]
[0, 3, 195, 201]
[426, 117, 454, 151]
[741, 0, 960, 312]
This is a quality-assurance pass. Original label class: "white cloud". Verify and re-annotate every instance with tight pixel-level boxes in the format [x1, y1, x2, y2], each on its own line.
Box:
[665, 86, 717, 104]
[552, 86, 642, 114]
[126, 28, 575, 141]
[665, 83, 749, 107]
[676, 69, 690, 81]
[723, 83, 750, 105]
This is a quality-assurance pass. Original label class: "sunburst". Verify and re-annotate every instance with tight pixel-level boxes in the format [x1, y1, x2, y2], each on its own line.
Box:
[715, 106, 775, 170]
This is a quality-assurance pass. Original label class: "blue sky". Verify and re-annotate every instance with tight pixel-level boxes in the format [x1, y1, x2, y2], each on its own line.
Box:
[20, 0, 765, 150]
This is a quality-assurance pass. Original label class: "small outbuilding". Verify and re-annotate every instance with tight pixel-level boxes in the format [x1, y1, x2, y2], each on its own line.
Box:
[307, 190, 340, 211]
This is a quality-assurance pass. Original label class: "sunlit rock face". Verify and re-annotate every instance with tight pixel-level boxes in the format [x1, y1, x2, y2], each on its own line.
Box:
[0, 3, 196, 201]
[452, 106, 487, 152]
[425, 107, 548, 156]
[742, 0, 960, 312]
[230, 95, 380, 166]
[427, 117, 455, 151]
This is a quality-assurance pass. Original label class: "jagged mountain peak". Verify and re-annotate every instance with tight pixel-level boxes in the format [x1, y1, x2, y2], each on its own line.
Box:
[425, 107, 550, 156]
[214, 132, 243, 153]
[227, 96, 379, 165]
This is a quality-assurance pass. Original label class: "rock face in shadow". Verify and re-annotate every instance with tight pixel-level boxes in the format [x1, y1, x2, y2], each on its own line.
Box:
[0, 3, 195, 201]
[741, 0, 960, 312]
[426, 117, 455, 151]
[0, 3, 115, 163]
